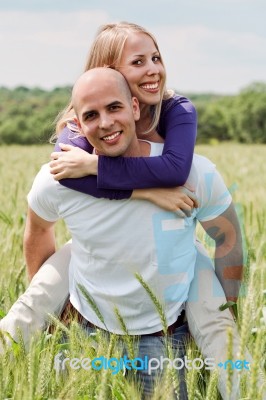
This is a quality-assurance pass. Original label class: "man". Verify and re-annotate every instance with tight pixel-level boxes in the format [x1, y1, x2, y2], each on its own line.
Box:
[1, 68, 244, 398]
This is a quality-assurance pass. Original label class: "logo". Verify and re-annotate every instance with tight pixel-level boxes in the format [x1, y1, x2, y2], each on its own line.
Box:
[217, 359, 250, 370]
[54, 353, 250, 375]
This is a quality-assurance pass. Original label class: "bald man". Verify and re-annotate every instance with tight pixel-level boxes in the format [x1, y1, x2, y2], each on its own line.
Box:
[2, 68, 253, 399]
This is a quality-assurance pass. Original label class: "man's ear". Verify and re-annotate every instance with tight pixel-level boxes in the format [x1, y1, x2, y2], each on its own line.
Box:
[132, 97, 140, 121]
[73, 117, 86, 136]
[73, 117, 81, 130]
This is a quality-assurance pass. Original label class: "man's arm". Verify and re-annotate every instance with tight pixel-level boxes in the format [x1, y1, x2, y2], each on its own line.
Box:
[23, 207, 56, 281]
[200, 202, 243, 303]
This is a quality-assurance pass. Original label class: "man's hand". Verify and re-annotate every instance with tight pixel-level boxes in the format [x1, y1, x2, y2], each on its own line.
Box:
[23, 207, 56, 280]
[50, 143, 98, 180]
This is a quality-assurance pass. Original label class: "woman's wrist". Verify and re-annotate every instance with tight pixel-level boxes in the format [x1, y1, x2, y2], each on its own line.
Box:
[88, 154, 98, 175]
[131, 189, 149, 200]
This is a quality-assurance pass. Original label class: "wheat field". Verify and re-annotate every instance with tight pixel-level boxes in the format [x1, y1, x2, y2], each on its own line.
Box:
[0, 143, 265, 399]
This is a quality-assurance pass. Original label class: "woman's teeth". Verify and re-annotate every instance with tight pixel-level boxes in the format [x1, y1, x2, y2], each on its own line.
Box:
[140, 83, 159, 90]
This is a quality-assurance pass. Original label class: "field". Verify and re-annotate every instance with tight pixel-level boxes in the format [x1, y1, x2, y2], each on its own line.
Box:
[0, 143, 265, 399]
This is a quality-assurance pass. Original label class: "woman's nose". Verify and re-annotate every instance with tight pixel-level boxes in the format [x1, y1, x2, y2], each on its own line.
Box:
[146, 60, 160, 76]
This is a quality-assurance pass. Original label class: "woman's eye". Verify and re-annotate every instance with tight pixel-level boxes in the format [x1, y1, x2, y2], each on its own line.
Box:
[153, 56, 161, 62]
[133, 59, 143, 65]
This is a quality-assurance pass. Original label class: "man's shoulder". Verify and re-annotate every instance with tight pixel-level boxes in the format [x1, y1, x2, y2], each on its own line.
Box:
[189, 154, 232, 221]
[31, 163, 56, 191]
[28, 163, 58, 202]
[27, 163, 60, 222]
[187, 154, 223, 195]
[192, 154, 216, 172]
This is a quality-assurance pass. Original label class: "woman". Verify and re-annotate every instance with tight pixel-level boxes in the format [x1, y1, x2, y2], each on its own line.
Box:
[50, 22, 197, 214]
[1, 22, 244, 400]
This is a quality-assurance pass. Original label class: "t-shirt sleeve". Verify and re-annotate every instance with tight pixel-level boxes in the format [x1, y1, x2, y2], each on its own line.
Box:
[27, 164, 60, 222]
[97, 96, 197, 189]
[196, 162, 232, 222]
[55, 126, 132, 200]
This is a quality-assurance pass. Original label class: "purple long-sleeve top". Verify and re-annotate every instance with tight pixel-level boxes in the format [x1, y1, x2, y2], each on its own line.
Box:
[54, 94, 197, 200]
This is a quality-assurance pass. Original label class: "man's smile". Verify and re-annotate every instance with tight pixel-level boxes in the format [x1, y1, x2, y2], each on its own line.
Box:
[101, 131, 122, 142]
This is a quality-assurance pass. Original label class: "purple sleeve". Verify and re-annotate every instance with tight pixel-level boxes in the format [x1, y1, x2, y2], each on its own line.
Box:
[97, 95, 197, 189]
[54, 126, 93, 152]
[55, 127, 132, 200]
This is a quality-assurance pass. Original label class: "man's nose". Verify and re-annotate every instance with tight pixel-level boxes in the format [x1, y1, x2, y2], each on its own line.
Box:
[99, 113, 114, 130]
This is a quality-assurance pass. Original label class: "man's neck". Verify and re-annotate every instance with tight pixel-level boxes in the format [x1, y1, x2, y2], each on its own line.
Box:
[139, 140, 151, 156]
[122, 136, 151, 158]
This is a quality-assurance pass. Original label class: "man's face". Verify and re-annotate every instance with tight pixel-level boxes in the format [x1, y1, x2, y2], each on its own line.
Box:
[75, 76, 140, 157]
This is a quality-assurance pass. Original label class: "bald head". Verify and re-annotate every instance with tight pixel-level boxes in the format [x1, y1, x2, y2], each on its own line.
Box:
[71, 67, 140, 158]
[72, 67, 132, 115]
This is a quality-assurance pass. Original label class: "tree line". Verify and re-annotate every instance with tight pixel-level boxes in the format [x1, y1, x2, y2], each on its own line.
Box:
[0, 82, 265, 145]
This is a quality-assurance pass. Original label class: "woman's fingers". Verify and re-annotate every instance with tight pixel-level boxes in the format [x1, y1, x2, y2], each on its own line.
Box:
[50, 144, 75, 161]
[181, 187, 199, 208]
[58, 143, 75, 151]
[50, 151, 62, 161]
[175, 209, 187, 218]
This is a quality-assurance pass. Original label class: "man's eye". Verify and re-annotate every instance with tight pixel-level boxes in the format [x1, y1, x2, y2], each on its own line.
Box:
[110, 105, 120, 111]
[84, 113, 95, 120]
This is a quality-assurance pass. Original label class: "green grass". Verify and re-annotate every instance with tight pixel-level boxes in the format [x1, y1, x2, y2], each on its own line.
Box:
[0, 143, 265, 399]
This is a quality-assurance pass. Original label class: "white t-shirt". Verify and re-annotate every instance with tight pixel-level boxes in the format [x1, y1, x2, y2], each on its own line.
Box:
[27, 143, 232, 334]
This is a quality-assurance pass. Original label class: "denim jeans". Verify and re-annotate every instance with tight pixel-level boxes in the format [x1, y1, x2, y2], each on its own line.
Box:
[82, 320, 189, 399]
[136, 322, 189, 399]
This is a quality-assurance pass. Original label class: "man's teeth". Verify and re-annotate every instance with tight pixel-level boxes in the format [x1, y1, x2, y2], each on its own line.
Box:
[102, 132, 121, 141]
[141, 83, 159, 90]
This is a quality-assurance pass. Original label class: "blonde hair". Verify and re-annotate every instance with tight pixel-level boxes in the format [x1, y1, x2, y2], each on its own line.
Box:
[54, 22, 173, 139]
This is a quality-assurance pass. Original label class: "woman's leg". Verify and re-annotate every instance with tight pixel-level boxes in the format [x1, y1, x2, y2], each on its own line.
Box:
[0, 241, 71, 351]
[186, 240, 252, 400]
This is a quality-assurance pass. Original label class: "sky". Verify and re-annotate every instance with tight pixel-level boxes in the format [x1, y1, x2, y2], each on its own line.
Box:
[0, 0, 265, 94]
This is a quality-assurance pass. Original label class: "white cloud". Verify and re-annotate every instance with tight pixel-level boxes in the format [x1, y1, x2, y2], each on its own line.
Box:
[0, 10, 109, 88]
[152, 25, 266, 93]
[0, 10, 265, 93]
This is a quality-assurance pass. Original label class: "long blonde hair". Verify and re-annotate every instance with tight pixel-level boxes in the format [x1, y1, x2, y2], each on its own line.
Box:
[54, 22, 172, 138]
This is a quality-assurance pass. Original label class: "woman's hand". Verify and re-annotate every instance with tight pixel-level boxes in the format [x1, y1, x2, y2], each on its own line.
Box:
[50, 143, 98, 180]
[132, 186, 199, 217]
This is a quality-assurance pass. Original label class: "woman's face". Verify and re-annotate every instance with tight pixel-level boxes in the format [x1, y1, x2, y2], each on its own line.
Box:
[117, 32, 166, 107]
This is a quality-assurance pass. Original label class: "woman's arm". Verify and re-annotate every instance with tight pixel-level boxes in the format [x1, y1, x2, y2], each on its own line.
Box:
[52, 127, 132, 200]
[132, 186, 199, 217]
[51, 144, 98, 179]
[52, 130, 198, 209]
[97, 96, 197, 189]
[53, 95, 196, 196]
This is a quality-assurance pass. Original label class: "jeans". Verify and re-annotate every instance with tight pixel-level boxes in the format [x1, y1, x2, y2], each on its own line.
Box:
[82, 320, 189, 399]
[136, 322, 189, 399]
